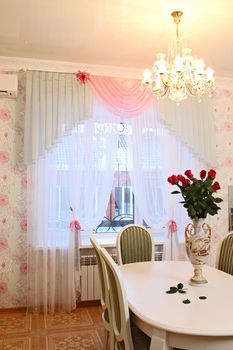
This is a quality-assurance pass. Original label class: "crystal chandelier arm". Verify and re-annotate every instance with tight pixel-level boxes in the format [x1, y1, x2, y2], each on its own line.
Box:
[157, 84, 169, 97]
[185, 84, 199, 97]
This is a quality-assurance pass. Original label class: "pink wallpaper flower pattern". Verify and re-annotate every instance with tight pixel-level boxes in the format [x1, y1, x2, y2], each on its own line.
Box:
[0, 74, 232, 307]
[0, 72, 27, 308]
[208, 86, 233, 265]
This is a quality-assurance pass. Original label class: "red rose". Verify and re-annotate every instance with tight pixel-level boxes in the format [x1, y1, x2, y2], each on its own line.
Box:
[184, 170, 193, 178]
[177, 175, 186, 184]
[180, 178, 186, 185]
[180, 177, 189, 186]
[167, 175, 178, 185]
[200, 170, 207, 180]
[208, 169, 216, 179]
[212, 181, 220, 191]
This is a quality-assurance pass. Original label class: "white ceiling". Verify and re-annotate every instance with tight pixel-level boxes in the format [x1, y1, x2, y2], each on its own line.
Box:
[0, 0, 233, 78]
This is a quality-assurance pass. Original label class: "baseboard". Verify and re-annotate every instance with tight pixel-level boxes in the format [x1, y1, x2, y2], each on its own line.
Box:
[76, 300, 101, 307]
[0, 301, 101, 313]
[0, 306, 27, 313]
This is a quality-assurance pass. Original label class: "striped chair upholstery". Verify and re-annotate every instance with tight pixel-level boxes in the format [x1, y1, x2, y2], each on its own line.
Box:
[216, 232, 233, 275]
[116, 224, 154, 265]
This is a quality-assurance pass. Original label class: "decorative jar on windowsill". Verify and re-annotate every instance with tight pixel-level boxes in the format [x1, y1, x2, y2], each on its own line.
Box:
[168, 169, 223, 285]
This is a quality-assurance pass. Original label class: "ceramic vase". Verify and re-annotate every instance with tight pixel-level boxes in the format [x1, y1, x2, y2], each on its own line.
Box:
[185, 218, 211, 285]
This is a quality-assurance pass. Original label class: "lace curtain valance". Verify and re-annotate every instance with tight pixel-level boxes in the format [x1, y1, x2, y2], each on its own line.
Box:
[24, 70, 216, 165]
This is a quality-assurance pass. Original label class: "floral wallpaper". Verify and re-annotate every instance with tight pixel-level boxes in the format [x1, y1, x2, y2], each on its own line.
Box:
[0, 72, 27, 308]
[208, 85, 233, 265]
[0, 72, 233, 308]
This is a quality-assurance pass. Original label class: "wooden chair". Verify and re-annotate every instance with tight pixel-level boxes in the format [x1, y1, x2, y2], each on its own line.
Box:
[216, 231, 233, 275]
[90, 236, 114, 350]
[116, 224, 154, 265]
[100, 247, 151, 350]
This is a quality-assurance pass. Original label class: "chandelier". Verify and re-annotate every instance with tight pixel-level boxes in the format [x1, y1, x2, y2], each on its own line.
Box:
[142, 11, 215, 105]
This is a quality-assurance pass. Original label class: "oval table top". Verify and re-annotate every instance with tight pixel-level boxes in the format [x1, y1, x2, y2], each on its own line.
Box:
[120, 261, 233, 337]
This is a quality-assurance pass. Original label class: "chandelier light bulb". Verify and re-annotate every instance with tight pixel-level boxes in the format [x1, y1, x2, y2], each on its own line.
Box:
[141, 11, 215, 105]
[206, 67, 214, 80]
[142, 69, 152, 84]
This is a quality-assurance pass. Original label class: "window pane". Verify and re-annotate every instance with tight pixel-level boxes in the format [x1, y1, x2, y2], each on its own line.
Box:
[96, 123, 134, 232]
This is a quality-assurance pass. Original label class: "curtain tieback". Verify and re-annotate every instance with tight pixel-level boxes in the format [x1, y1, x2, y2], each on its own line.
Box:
[70, 219, 81, 231]
[167, 219, 177, 239]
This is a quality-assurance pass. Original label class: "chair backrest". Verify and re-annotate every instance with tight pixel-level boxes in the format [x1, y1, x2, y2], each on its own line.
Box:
[90, 236, 107, 307]
[116, 224, 154, 265]
[90, 236, 115, 350]
[216, 231, 233, 275]
[100, 247, 134, 350]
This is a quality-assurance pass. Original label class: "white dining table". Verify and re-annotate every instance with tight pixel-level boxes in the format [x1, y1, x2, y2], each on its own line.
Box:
[119, 261, 233, 350]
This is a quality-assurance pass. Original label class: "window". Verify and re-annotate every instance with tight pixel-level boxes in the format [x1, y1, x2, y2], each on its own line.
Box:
[96, 123, 134, 232]
[47, 117, 197, 242]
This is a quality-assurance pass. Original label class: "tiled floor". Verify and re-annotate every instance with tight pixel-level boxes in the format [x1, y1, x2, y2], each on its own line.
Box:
[0, 305, 105, 350]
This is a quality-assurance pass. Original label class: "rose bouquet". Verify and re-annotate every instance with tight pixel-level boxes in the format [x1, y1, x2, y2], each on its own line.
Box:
[167, 169, 223, 220]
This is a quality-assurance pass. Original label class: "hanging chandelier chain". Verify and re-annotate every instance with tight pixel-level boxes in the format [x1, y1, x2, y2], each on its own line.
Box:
[176, 22, 179, 40]
[171, 10, 182, 41]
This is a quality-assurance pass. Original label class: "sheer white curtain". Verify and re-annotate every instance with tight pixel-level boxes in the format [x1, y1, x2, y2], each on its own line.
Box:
[26, 92, 119, 313]
[24, 70, 92, 164]
[126, 104, 205, 260]
[64, 98, 120, 232]
[157, 95, 215, 165]
[27, 151, 77, 313]
[125, 106, 167, 230]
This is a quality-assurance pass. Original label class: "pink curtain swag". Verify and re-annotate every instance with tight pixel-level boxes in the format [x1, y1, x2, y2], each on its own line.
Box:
[76, 71, 153, 117]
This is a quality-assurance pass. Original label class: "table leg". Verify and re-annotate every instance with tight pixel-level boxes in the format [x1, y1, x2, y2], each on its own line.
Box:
[150, 329, 172, 350]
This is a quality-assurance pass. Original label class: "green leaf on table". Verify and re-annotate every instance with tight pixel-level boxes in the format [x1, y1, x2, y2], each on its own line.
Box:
[177, 283, 183, 290]
[165, 282, 187, 294]
[199, 296, 207, 300]
[166, 286, 178, 294]
[182, 299, 191, 304]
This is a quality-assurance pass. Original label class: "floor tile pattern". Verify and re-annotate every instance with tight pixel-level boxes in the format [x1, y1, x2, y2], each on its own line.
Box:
[1, 336, 31, 350]
[47, 330, 102, 350]
[0, 312, 31, 333]
[0, 306, 104, 350]
[45, 309, 93, 329]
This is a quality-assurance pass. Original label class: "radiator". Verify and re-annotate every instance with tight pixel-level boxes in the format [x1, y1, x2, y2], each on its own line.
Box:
[80, 255, 101, 301]
[80, 253, 118, 301]
[80, 245, 163, 301]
